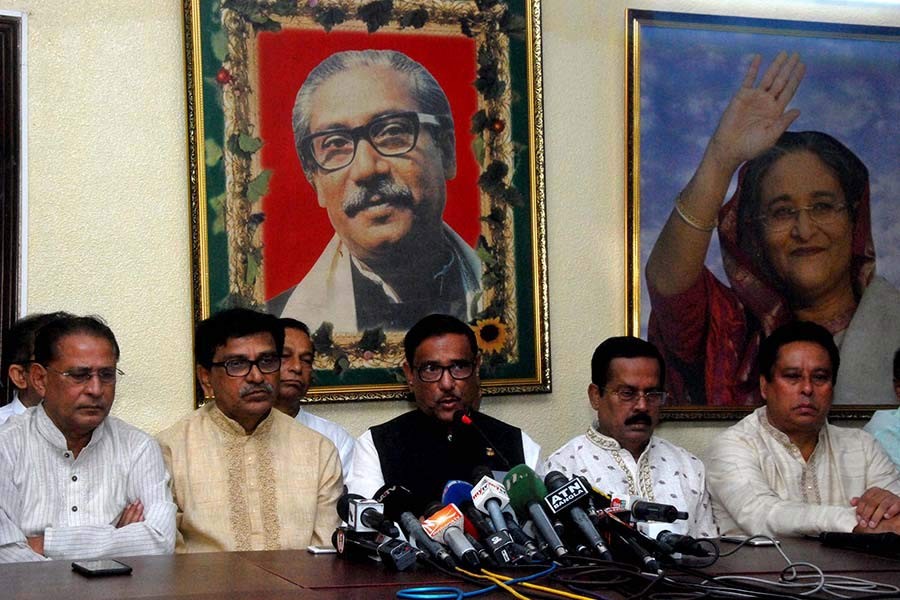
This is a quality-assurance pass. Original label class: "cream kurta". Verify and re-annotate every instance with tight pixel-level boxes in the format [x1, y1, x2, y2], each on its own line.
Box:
[705, 406, 900, 537]
[157, 403, 342, 553]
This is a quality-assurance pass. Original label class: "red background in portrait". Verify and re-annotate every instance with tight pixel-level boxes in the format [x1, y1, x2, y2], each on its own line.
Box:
[257, 29, 480, 299]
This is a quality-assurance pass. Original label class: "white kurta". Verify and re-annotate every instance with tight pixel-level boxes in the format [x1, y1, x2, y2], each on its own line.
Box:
[270, 224, 482, 332]
[706, 406, 900, 537]
[0, 395, 26, 426]
[544, 425, 717, 538]
[0, 405, 176, 562]
[296, 408, 356, 480]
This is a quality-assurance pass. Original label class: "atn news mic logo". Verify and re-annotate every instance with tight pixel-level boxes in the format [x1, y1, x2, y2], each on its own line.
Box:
[544, 477, 589, 514]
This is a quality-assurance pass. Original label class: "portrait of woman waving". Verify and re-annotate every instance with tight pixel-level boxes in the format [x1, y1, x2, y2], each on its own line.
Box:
[645, 52, 900, 407]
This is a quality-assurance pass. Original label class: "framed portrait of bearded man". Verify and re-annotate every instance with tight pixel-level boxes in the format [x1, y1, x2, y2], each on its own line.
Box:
[183, 0, 549, 403]
[626, 10, 900, 419]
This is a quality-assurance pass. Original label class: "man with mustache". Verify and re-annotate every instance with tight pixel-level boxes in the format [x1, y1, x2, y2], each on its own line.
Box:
[156, 308, 342, 552]
[268, 49, 482, 333]
[273, 317, 355, 479]
[346, 314, 540, 516]
[0, 315, 176, 562]
[544, 337, 717, 538]
[706, 321, 900, 537]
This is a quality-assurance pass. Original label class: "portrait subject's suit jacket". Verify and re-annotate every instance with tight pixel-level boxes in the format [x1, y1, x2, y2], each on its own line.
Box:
[268, 223, 482, 332]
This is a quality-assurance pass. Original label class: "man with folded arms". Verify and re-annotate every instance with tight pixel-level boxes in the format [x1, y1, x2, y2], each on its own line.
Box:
[0, 315, 176, 562]
[157, 308, 342, 552]
[706, 321, 900, 537]
[545, 337, 717, 538]
[346, 313, 540, 515]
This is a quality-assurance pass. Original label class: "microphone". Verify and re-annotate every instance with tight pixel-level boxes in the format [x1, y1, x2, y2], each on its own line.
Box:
[618, 532, 661, 574]
[375, 484, 456, 569]
[471, 466, 521, 563]
[503, 510, 547, 561]
[336, 492, 401, 537]
[422, 502, 481, 569]
[453, 410, 511, 469]
[656, 530, 710, 557]
[471, 466, 513, 532]
[504, 465, 568, 558]
[544, 471, 613, 561]
[442, 480, 495, 539]
[609, 493, 688, 523]
[332, 527, 419, 571]
[819, 532, 900, 558]
[466, 532, 497, 566]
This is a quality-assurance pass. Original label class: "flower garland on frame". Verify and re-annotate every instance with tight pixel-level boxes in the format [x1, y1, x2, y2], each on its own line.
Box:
[207, 0, 528, 372]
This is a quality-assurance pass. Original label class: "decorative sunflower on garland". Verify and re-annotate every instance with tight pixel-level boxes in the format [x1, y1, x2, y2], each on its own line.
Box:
[472, 317, 507, 354]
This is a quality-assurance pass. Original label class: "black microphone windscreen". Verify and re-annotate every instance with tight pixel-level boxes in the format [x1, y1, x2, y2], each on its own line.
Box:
[544, 470, 568, 491]
[374, 484, 416, 521]
[336, 492, 364, 522]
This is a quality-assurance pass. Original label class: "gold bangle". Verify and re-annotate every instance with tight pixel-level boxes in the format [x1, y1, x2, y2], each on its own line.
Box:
[674, 194, 717, 232]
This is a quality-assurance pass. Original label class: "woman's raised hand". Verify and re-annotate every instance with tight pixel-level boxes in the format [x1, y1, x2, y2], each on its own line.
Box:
[707, 52, 806, 173]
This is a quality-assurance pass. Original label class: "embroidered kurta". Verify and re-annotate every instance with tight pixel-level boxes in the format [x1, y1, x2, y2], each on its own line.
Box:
[0, 405, 176, 562]
[705, 406, 900, 537]
[156, 403, 342, 553]
[544, 426, 717, 538]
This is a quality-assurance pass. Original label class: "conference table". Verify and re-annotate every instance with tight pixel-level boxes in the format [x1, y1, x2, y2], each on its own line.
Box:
[3, 538, 898, 599]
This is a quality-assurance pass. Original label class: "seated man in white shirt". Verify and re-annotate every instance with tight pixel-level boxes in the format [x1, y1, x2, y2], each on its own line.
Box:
[0, 312, 70, 425]
[864, 348, 900, 469]
[706, 321, 900, 538]
[346, 314, 541, 516]
[545, 336, 717, 538]
[0, 315, 176, 562]
[274, 317, 355, 479]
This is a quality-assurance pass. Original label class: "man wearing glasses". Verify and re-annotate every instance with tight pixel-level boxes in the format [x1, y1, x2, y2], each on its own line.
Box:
[346, 314, 540, 516]
[0, 315, 176, 562]
[156, 308, 342, 552]
[544, 337, 717, 539]
[268, 49, 482, 333]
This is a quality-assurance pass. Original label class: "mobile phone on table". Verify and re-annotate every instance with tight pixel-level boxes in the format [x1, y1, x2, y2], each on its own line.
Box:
[71, 559, 133, 577]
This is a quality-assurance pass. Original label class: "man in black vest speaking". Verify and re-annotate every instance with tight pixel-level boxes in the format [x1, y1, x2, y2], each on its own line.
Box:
[346, 314, 541, 516]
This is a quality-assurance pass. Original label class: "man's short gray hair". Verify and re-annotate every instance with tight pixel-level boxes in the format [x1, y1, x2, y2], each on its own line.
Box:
[292, 49, 454, 178]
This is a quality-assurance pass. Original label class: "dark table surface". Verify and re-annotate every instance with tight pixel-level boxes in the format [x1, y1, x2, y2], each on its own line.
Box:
[2, 537, 898, 599]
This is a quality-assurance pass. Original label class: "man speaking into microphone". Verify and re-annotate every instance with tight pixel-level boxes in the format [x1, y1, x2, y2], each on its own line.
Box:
[544, 336, 717, 538]
[346, 314, 541, 515]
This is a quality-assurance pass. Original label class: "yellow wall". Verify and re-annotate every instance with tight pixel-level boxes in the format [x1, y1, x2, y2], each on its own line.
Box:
[8, 0, 899, 456]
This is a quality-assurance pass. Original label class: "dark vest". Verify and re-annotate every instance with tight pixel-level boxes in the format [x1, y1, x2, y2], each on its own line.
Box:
[370, 409, 526, 516]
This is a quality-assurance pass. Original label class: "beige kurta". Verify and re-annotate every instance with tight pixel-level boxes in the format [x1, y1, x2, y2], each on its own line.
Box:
[157, 403, 342, 553]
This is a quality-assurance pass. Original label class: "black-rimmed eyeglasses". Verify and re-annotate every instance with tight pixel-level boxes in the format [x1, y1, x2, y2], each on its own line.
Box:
[301, 112, 448, 172]
[414, 361, 475, 383]
[210, 355, 281, 378]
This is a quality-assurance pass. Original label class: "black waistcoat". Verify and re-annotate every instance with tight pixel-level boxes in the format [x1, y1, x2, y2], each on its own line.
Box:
[370, 409, 526, 516]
